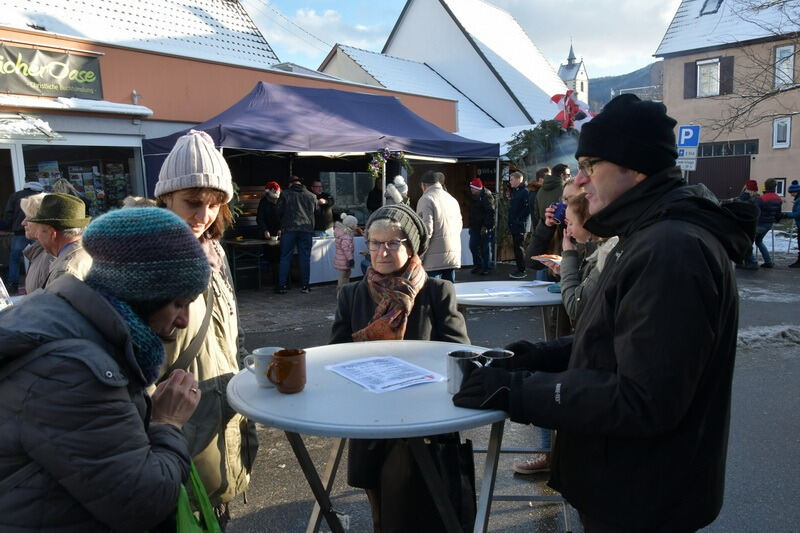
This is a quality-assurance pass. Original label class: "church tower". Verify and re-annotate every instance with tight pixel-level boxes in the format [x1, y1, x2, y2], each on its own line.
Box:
[558, 41, 589, 104]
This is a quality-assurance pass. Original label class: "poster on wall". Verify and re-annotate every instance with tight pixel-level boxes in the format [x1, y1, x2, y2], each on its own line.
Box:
[37, 160, 61, 186]
[0, 44, 103, 100]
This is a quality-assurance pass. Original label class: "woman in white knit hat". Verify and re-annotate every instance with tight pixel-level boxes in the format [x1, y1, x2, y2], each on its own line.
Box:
[155, 130, 256, 528]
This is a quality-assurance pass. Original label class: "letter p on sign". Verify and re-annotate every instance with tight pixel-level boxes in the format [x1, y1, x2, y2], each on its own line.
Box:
[677, 125, 701, 148]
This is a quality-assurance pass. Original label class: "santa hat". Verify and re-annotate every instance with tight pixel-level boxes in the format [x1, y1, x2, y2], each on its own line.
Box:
[744, 180, 758, 192]
[265, 181, 281, 199]
[470, 178, 483, 190]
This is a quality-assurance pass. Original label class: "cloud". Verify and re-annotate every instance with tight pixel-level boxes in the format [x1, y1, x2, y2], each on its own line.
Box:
[242, 1, 389, 66]
[493, 0, 683, 76]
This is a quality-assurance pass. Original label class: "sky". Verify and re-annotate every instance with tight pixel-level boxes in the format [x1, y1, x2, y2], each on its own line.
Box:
[241, 0, 683, 78]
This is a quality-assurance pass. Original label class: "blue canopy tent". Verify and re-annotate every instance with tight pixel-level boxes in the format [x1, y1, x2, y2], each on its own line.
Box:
[143, 81, 499, 195]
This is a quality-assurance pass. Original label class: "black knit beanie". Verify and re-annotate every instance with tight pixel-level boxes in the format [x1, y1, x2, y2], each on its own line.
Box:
[366, 203, 429, 257]
[576, 94, 678, 176]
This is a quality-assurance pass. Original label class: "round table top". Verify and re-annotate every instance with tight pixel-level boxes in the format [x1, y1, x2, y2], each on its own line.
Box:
[454, 280, 562, 307]
[227, 340, 506, 439]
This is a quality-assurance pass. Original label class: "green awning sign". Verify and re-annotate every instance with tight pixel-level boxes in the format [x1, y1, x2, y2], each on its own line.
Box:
[0, 44, 103, 100]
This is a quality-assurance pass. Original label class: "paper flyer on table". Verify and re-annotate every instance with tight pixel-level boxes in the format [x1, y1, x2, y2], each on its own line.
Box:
[481, 287, 531, 298]
[326, 356, 444, 393]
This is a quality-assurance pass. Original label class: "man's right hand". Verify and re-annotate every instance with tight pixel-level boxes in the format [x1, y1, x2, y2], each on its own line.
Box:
[150, 369, 201, 429]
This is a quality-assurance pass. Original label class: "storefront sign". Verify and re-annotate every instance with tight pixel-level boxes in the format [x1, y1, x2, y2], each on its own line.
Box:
[0, 44, 102, 100]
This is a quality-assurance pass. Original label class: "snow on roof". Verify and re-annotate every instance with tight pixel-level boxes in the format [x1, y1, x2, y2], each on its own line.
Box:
[336, 45, 501, 131]
[0, 0, 279, 69]
[558, 63, 580, 81]
[441, 0, 566, 122]
[655, 0, 796, 56]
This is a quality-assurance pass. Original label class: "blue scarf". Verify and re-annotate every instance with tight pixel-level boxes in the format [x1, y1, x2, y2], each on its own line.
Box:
[98, 292, 165, 385]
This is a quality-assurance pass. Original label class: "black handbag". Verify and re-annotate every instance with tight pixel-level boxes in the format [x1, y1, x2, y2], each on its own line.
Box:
[380, 434, 476, 533]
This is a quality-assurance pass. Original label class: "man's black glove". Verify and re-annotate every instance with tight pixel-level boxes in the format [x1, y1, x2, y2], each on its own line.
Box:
[504, 336, 574, 373]
[452, 367, 512, 411]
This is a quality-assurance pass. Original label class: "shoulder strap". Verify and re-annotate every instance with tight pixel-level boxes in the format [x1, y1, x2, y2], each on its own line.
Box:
[0, 338, 95, 492]
[163, 288, 213, 377]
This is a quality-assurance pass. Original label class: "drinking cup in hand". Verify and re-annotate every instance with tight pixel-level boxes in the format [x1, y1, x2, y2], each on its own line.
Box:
[447, 350, 484, 394]
[245, 346, 284, 388]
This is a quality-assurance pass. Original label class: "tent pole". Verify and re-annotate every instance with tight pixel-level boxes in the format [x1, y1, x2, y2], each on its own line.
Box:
[381, 159, 387, 206]
[494, 157, 500, 268]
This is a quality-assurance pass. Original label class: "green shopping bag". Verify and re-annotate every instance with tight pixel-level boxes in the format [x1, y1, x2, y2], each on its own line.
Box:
[176, 462, 222, 533]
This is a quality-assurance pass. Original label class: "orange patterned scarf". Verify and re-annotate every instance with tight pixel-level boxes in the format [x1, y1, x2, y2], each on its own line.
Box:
[352, 255, 427, 341]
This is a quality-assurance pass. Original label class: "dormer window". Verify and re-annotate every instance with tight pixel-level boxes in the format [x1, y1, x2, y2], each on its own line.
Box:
[700, 0, 723, 15]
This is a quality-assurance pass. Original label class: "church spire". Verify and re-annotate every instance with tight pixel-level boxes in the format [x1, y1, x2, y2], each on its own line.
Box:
[567, 39, 576, 65]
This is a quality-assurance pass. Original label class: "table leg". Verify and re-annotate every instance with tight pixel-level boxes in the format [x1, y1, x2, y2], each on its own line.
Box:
[285, 431, 345, 533]
[407, 438, 464, 533]
[474, 420, 504, 533]
[306, 438, 346, 533]
[541, 306, 559, 341]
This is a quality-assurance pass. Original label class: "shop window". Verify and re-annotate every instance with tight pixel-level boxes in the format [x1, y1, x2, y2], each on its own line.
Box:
[775, 45, 795, 89]
[773, 116, 791, 148]
[22, 145, 137, 216]
[321, 171, 374, 224]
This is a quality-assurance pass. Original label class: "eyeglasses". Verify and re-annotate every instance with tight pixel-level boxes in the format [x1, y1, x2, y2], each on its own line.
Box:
[577, 158, 604, 177]
[367, 239, 408, 251]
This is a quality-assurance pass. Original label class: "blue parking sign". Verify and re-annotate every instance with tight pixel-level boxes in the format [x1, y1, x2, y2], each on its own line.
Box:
[677, 125, 701, 147]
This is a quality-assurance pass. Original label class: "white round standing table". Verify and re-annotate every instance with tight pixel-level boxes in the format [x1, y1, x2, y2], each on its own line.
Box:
[454, 281, 563, 340]
[227, 340, 508, 533]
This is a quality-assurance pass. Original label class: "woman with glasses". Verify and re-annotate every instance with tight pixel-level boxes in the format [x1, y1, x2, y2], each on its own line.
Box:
[330, 203, 470, 532]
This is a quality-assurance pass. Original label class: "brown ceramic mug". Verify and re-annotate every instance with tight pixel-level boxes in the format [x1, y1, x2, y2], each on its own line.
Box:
[267, 349, 306, 393]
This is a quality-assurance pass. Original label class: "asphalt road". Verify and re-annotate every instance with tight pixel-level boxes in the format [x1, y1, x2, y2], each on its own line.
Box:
[227, 255, 800, 532]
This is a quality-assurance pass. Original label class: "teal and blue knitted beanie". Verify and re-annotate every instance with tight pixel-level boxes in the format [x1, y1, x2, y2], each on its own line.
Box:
[83, 208, 210, 303]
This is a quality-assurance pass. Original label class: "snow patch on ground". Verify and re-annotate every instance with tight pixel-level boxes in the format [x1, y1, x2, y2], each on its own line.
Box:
[738, 286, 800, 303]
[738, 324, 800, 348]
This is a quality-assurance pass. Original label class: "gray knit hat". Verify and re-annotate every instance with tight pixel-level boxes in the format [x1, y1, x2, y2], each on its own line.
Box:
[155, 130, 234, 202]
[366, 203, 429, 257]
[83, 208, 210, 303]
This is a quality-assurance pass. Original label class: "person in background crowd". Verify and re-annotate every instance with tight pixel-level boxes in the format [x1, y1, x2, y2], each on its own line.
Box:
[385, 175, 410, 206]
[331, 204, 470, 532]
[256, 181, 282, 239]
[468, 177, 495, 275]
[367, 178, 383, 213]
[508, 170, 529, 279]
[155, 130, 257, 528]
[750, 178, 782, 268]
[785, 180, 800, 268]
[533, 163, 568, 225]
[333, 212, 359, 293]
[18, 193, 53, 295]
[0, 207, 210, 531]
[528, 168, 548, 227]
[28, 193, 92, 288]
[277, 175, 318, 294]
[310, 179, 335, 235]
[122, 196, 157, 207]
[416, 170, 462, 282]
[735, 180, 761, 270]
[2, 177, 44, 294]
[454, 94, 757, 532]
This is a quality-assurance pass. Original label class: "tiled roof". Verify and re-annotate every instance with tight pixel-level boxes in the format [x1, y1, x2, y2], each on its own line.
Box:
[655, 0, 794, 56]
[0, 0, 279, 69]
[441, 0, 566, 122]
[336, 45, 501, 131]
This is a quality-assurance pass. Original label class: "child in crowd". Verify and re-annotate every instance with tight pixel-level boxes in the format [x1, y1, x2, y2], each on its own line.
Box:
[334, 213, 359, 291]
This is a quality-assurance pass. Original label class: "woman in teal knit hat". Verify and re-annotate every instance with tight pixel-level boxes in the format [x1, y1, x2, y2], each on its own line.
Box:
[0, 207, 210, 530]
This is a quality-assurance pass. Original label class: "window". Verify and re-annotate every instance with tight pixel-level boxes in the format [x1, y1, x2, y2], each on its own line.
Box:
[320, 171, 374, 224]
[698, 139, 758, 158]
[773, 116, 791, 148]
[775, 45, 795, 89]
[697, 59, 720, 97]
[580, 81, 584, 92]
[700, 0, 723, 15]
[774, 177, 786, 197]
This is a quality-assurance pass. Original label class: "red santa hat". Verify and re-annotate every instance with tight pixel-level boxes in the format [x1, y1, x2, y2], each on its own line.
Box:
[470, 178, 483, 190]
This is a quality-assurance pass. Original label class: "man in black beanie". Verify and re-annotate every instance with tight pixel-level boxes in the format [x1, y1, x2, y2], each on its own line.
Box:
[454, 94, 758, 531]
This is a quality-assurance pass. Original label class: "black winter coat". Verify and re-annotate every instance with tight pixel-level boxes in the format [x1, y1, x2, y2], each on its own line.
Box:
[506, 168, 757, 531]
[507, 184, 529, 234]
[256, 197, 281, 236]
[0, 276, 190, 531]
[279, 183, 318, 232]
[468, 189, 495, 231]
[313, 191, 335, 231]
[3, 187, 39, 234]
